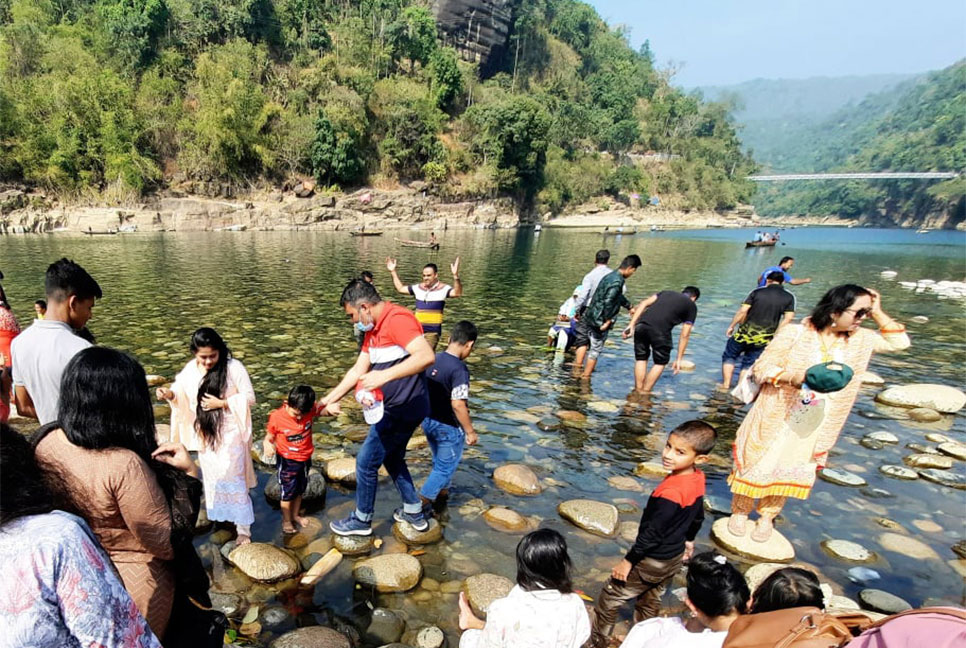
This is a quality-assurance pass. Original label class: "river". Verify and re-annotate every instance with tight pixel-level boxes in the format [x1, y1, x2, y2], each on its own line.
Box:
[2, 226, 964, 644]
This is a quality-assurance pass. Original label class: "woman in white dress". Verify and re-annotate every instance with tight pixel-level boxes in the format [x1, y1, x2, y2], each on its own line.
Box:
[620, 552, 749, 648]
[157, 327, 256, 544]
[457, 528, 590, 648]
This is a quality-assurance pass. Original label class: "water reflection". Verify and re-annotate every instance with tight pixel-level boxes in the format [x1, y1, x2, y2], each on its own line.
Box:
[2, 227, 964, 644]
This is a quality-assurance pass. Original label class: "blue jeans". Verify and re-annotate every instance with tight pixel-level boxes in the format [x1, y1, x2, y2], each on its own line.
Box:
[420, 418, 466, 501]
[354, 413, 423, 522]
[721, 336, 766, 370]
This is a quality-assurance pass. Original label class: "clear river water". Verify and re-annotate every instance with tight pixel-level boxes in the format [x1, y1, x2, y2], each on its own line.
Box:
[2, 226, 964, 644]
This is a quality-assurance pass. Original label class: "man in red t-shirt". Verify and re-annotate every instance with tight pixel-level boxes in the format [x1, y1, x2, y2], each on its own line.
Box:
[263, 385, 338, 533]
[321, 278, 435, 536]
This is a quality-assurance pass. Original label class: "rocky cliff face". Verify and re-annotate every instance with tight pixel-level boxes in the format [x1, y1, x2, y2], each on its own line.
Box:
[432, 0, 516, 76]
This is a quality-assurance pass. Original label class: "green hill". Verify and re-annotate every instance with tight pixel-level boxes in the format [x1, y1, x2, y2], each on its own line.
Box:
[0, 0, 755, 215]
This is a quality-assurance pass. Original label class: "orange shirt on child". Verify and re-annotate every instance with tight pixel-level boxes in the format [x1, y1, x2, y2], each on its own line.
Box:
[267, 403, 325, 462]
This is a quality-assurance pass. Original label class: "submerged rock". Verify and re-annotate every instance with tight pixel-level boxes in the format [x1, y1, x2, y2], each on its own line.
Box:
[463, 573, 514, 619]
[903, 453, 953, 469]
[878, 532, 940, 560]
[493, 464, 543, 495]
[265, 470, 327, 503]
[324, 457, 357, 484]
[365, 608, 405, 645]
[878, 465, 918, 480]
[271, 626, 351, 648]
[415, 626, 445, 648]
[483, 507, 531, 533]
[875, 384, 966, 413]
[908, 407, 942, 422]
[608, 475, 645, 492]
[558, 499, 619, 537]
[228, 543, 301, 582]
[866, 431, 899, 444]
[937, 441, 966, 461]
[353, 554, 422, 592]
[822, 539, 876, 563]
[555, 409, 587, 422]
[860, 372, 885, 385]
[859, 589, 912, 614]
[917, 468, 966, 490]
[818, 468, 866, 487]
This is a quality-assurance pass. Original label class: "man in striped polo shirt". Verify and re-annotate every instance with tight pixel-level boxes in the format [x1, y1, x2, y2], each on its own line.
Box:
[321, 278, 436, 536]
[386, 256, 464, 350]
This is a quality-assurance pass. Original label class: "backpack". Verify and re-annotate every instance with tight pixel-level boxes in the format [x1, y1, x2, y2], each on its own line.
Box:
[722, 607, 862, 648]
[846, 606, 966, 648]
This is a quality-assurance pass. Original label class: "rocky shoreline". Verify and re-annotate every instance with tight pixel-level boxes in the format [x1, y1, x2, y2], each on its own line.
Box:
[0, 185, 864, 234]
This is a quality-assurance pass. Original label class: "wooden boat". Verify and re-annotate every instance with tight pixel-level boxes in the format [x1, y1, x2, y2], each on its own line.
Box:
[395, 237, 440, 249]
[745, 240, 777, 248]
[84, 228, 118, 236]
[350, 230, 383, 237]
[601, 227, 637, 235]
[217, 224, 246, 232]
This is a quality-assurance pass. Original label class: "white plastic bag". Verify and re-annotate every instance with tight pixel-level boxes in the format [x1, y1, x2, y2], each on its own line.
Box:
[731, 371, 760, 405]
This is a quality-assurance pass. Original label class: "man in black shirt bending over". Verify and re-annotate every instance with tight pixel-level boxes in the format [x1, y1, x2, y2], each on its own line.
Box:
[622, 286, 700, 393]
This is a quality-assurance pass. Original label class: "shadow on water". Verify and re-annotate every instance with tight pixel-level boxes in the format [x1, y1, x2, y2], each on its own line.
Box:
[2, 227, 964, 644]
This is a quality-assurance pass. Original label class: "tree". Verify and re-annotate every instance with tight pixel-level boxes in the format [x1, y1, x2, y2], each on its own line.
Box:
[465, 95, 551, 193]
[429, 47, 462, 110]
[310, 111, 364, 184]
[96, 0, 168, 70]
[386, 5, 436, 72]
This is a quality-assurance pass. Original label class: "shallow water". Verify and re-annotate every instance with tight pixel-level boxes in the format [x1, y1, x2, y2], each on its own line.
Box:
[2, 227, 965, 644]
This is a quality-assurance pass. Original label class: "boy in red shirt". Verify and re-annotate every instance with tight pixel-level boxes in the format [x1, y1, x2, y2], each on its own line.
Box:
[263, 385, 339, 533]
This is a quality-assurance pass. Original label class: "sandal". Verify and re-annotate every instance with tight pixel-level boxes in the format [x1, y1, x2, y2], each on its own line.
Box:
[751, 517, 774, 543]
[727, 514, 748, 537]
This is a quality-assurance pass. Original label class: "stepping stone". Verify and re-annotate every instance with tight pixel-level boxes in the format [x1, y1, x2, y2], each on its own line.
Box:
[483, 507, 531, 533]
[619, 521, 638, 542]
[558, 499, 619, 537]
[463, 573, 514, 619]
[860, 372, 885, 385]
[819, 468, 866, 487]
[324, 457, 357, 484]
[879, 464, 918, 480]
[903, 454, 953, 469]
[859, 589, 912, 614]
[608, 475, 645, 492]
[878, 532, 940, 560]
[493, 464, 543, 495]
[332, 534, 374, 556]
[392, 519, 443, 545]
[875, 384, 966, 414]
[866, 431, 898, 444]
[908, 408, 942, 422]
[711, 517, 794, 562]
[555, 409, 586, 422]
[925, 433, 954, 443]
[860, 438, 884, 450]
[352, 554, 422, 592]
[822, 539, 876, 563]
[906, 442, 939, 454]
[917, 468, 966, 490]
[938, 442, 966, 461]
[228, 543, 301, 583]
[271, 627, 351, 648]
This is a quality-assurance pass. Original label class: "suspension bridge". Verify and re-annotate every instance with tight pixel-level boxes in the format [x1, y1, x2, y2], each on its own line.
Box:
[749, 172, 960, 181]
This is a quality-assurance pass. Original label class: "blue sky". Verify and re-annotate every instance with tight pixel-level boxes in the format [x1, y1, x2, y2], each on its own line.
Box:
[588, 0, 966, 87]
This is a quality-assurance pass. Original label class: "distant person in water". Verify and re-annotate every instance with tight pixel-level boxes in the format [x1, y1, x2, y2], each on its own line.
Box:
[575, 255, 641, 378]
[758, 256, 810, 287]
[623, 287, 700, 393]
[547, 285, 581, 351]
[429, 232, 438, 246]
[34, 299, 47, 320]
[386, 257, 464, 350]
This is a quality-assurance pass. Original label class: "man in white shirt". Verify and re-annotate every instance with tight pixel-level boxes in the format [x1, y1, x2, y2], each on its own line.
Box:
[12, 258, 101, 424]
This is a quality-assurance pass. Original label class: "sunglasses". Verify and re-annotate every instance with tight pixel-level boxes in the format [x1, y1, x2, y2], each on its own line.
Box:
[846, 307, 871, 319]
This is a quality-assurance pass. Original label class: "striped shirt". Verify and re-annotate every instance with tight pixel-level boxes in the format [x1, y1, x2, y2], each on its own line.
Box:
[361, 302, 429, 418]
[408, 282, 453, 334]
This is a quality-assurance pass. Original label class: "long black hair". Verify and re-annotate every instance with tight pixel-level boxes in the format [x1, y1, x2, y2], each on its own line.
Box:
[686, 552, 750, 618]
[515, 528, 574, 593]
[191, 327, 232, 450]
[809, 284, 872, 331]
[750, 567, 824, 613]
[1, 423, 58, 527]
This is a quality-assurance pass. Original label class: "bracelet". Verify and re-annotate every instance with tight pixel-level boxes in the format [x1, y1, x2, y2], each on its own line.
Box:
[879, 324, 906, 334]
[771, 371, 786, 387]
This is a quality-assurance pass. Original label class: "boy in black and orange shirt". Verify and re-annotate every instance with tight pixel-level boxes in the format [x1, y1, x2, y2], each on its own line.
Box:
[263, 385, 339, 533]
[588, 420, 717, 648]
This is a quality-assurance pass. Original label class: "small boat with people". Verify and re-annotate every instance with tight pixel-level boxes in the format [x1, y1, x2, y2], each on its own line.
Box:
[745, 240, 777, 248]
[601, 226, 637, 236]
[395, 237, 440, 249]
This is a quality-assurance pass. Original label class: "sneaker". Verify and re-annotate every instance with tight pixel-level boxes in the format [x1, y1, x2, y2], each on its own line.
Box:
[393, 507, 430, 532]
[330, 514, 372, 536]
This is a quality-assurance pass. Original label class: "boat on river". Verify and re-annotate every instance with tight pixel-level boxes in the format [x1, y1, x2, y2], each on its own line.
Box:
[601, 227, 637, 235]
[745, 240, 777, 248]
[350, 230, 383, 237]
[395, 237, 440, 249]
[84, 228, 118, 236]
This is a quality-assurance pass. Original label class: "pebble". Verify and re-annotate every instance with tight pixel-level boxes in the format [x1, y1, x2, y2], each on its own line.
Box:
[555, 409, 587, 422]
[493, 464, 543, 495]
[912, 519, 943, 533]
[903, 453, 953, 469]
[878, 532, 940, 560]
[874, 518, 904, 531]
[859, 589, 912, 614]
[270, 626, 351, 648]
[860, 487, 894, 499]
[822, 539, 876, 563]
[860, 372, 885, 385]
[847, 567, 881, 583]
[867, 431, 899, 444]
[678, 359, 696, 371]
[558, 499, 619, 537]
[818, 468, 866, 487]
[938, 441, 966, 461]
[910, 315, 929, 323]
[352, 554, 422, 592]
[209, 592, 244, 616]
[906, 442, 939, 454]
[259, 605, 291, 629]
[879, 270, 898, 279]
[878, 464, 918, 480]
[860, 438, 884, 450]
[917, 468, 966, 490]
[415, 626, 445, 648]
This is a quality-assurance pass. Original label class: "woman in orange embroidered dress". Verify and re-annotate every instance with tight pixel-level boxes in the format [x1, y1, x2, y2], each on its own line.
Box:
[727, 285, 909, 542]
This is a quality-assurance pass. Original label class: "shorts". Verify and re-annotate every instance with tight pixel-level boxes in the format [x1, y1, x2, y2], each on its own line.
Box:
[587, 326, 609, 359]
[572, 318, 591, 349]
[276, 456, 310, 501]
[634, 324, 672, 365]
[721, 336, 766, 370]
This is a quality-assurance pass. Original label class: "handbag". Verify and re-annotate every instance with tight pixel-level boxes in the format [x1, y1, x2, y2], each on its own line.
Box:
[731, 371, 761, 404]
[846, 606, 966, 648]
[722, 607, 855, 648]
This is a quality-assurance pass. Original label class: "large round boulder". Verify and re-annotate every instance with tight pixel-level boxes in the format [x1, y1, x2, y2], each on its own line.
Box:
[228, 542, 301, 582]
[271, 626, 351, 648]
[558, 499, 619, 537]
[353, 554, 422, 592]
[463, 573, 514, 619]
[875, 384, 965, 413]
[265, 469, 327, 503]
[392, 519, 444, 545]
[324, 457, 357, 485]
[493, 464, 542, 495]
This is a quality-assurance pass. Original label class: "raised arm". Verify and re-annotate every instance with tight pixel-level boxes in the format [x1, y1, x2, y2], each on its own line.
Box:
[449, 257, 463, 297]
[867, 289, 910, 353]
[385, 257, 411, 295]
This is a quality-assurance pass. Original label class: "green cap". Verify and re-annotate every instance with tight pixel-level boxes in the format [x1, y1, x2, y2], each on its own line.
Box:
[804, 362, 854, 393]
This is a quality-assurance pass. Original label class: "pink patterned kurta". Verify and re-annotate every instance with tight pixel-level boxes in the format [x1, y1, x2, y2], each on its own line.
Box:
[164, 358, 257, 526]
[728, 322, 910, 501]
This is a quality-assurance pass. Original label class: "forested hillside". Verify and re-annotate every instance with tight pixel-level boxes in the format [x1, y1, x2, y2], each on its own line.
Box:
[0, 0, 755, 214]
[754, 61, 965, 227]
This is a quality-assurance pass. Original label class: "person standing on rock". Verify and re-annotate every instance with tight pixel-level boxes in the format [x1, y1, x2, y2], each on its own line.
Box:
[572, 249, 611, 372]
[623, 287, 700, 393]
[587, 421, 716, 648]
[720, 271, 796, 389]
[321, 278, 435, 536]
[726, 285, 909, 544]
[386, 257, 463, 350]
[575, 255, 641, 378]
[12, 258, 101, 423]
[757, 256, 811, 287]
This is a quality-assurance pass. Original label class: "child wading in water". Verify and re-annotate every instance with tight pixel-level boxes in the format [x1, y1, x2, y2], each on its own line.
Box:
[588, 420, 717, 648]
[263, 385, 339, 533]
[419, 321, 479, 512]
